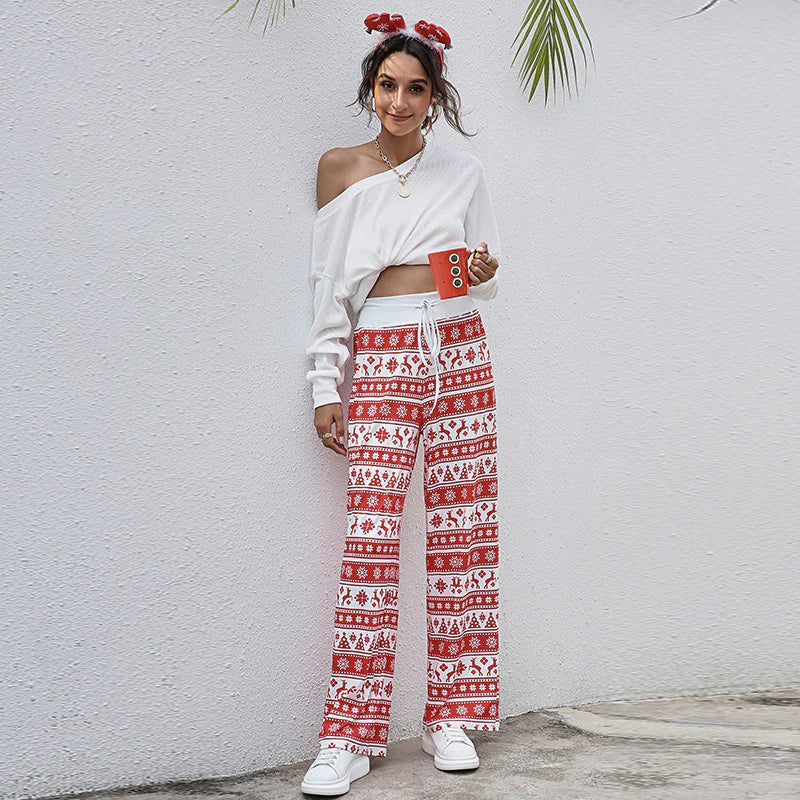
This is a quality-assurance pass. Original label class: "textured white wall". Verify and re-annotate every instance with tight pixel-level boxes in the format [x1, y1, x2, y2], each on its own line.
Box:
[2, 0, 798, 797]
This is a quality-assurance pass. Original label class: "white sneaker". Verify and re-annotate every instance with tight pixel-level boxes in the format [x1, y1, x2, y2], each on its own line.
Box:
[422, 725, 480, 770]
[300, 745, 371, 796]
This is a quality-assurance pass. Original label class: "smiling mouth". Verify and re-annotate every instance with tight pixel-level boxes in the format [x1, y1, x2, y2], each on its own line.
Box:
[390, 114, 411, 119]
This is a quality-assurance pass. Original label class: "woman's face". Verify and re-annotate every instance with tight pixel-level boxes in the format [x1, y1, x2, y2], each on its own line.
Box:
[373, 51, 433, 135]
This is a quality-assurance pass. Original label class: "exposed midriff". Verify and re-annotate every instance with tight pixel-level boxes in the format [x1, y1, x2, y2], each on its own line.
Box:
[366, 263, 437, 298]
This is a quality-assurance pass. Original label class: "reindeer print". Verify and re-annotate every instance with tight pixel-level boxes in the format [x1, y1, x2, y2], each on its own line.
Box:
[317, 306, 500, 758]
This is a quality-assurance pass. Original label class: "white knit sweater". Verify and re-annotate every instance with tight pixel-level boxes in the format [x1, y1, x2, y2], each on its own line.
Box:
[305, 138, 503, 409]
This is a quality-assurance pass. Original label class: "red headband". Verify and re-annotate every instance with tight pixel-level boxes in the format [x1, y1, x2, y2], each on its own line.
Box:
[364, 13, 452, 68]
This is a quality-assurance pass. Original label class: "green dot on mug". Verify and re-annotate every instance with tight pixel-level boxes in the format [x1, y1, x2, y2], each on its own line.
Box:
[450, 266, 461, 276]
[449, 253, 460, 264]
[453, 278, 463, 287]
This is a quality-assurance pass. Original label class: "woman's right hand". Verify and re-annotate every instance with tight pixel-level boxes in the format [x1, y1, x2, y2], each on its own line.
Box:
[314, 402, 347, 456]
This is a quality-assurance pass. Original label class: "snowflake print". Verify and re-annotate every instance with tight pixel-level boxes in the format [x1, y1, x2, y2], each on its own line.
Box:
[375, 427, 389, 442]
[326, 310, 498, 754]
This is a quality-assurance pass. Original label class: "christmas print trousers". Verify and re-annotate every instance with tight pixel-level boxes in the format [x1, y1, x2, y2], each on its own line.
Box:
[318, 289, 500, 758]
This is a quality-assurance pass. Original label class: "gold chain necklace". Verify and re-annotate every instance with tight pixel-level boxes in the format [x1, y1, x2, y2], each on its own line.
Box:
[374, 134, 427, 198]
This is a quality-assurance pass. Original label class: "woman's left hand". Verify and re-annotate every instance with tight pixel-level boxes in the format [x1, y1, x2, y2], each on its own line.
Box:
[469, 242, 499, 285]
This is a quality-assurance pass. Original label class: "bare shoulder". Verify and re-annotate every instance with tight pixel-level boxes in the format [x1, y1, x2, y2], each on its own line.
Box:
[316, 142, 386, 211]
[316, 148, 349, 211]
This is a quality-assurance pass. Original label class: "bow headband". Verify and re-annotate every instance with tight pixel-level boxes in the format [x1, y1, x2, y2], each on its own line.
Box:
[364, 13, 452, 68]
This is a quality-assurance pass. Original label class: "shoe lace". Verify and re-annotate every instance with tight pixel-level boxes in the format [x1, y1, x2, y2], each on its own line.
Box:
[316, 746, 345, 764]
[441, 727, 471, 744]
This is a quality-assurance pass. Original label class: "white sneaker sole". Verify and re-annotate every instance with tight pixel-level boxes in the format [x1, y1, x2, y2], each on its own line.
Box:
[422, 729, 480, 770]
[300, 753, 371, 796]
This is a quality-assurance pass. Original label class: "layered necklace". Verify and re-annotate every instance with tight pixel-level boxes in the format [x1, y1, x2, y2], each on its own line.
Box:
[374, 134, 427, 198]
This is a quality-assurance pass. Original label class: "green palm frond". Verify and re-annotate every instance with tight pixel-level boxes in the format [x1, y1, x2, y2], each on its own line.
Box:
[217, 0, 296, 36]
[512, 0, 594, 105]
[668, 0, 722, 20]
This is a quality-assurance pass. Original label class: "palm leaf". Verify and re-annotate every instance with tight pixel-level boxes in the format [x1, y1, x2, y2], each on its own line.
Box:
[668, 0, 723, 21]
[512, 0, 594, 105]
[218, 0, 296, 36]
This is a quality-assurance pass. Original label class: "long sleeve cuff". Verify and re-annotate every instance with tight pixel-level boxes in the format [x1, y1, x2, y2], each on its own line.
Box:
[469, 270, 499, 301]
[311, 377, 342, 409]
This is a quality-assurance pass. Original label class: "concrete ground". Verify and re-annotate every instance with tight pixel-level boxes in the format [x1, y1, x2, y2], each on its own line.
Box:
[57, 688, 800, 800]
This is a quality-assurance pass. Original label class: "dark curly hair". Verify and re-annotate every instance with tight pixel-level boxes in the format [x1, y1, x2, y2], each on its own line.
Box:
[349, 33, 476, 138]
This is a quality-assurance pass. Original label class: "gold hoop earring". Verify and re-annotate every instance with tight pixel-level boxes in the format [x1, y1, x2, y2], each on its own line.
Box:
[425, 103, 437, 130]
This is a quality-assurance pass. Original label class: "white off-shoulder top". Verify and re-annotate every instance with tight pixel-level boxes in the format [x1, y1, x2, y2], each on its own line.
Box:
[304, 138, 503, 409]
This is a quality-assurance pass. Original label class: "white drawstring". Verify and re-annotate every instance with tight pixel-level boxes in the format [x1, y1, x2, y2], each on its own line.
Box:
[416, 298, 442, 411]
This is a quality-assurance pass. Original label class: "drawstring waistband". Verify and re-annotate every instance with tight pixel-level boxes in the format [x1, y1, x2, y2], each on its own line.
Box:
[357, 290, 478, 413]
[416, 298, 443, 411]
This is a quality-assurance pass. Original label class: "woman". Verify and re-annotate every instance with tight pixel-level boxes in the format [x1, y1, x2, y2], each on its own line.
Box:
[301, 14, 502, 796]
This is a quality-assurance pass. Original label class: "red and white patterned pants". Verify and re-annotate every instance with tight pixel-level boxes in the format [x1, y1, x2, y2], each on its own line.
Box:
[317, 290, 500, 757]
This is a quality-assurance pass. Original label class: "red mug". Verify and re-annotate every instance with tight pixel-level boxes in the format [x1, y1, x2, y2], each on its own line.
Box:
[427, 246, 474, 299]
